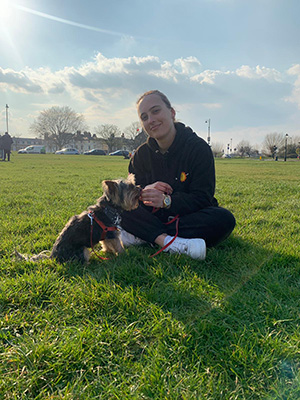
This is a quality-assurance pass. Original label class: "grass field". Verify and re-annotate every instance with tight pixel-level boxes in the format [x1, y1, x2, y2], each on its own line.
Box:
[0, 154, 299, 399]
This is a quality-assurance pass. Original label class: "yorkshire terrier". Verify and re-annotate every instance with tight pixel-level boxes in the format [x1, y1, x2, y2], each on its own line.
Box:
[15, 174, 141, 263]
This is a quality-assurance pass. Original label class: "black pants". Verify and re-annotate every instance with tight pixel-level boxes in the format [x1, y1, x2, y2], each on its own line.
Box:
[3, 150, 11, 161]
[121, 205, 236, 248]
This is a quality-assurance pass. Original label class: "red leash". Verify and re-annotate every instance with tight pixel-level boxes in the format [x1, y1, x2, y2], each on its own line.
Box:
[88, 210, 180, 260]
[88, 211, 118, 261]
[150, 215, 180, 258]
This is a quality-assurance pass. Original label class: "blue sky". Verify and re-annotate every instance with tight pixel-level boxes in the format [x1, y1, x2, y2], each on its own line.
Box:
[1, 0, 300, 148]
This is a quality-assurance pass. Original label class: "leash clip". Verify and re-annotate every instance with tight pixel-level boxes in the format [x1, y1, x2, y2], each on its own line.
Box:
[88, 212, 94, 225]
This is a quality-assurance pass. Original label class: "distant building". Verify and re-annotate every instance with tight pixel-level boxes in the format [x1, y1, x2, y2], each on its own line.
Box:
[12, 137, 45, 152]
[11, 134, 123, 154]
[69, 132, 109, 153]
[10, 129, 146, 154]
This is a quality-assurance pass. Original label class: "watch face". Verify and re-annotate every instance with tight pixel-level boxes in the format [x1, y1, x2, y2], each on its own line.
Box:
[164, 195, 171, 207]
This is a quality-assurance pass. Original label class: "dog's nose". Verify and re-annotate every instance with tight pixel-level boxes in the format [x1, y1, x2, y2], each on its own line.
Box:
[136, 185, 142, 199]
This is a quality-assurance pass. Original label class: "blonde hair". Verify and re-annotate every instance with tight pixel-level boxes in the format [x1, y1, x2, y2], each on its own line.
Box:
[137, 90, 172, 109]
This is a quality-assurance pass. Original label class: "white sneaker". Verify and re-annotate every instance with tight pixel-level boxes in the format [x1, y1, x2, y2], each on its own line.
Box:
[120, 228, 146, 247]
[163, 236, 206, 260]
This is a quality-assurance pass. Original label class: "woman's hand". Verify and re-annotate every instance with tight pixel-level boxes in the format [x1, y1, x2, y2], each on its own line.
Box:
[141, 181, 172, 208]
[143, 181, 173, 194]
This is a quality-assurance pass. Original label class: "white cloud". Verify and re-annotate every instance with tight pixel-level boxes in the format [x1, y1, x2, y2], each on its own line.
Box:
[286, 64, 300, 109]
[0, 67, 42, 93]
[148, 56, 203, 82]
[236, 65, 282, 82]
[287, 64, 300, 76]
[174, 56, 202, 75]
[0, 54, 298, 142]
[191, 69, 230, 85]
[202, 103, 222, 109]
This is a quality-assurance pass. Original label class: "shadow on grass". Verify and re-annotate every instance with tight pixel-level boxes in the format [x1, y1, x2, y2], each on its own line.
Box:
[84, 235, 300, 397]
[4, 235, 300, 398]
[70, 234, 299, 331]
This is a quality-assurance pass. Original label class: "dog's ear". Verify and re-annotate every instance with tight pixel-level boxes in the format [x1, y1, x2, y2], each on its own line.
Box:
[102, 180, 119, 199]
[127, 173, 135, 184]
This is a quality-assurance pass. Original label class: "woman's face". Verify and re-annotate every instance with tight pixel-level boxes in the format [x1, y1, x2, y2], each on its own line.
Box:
[137, 94, 176, 142]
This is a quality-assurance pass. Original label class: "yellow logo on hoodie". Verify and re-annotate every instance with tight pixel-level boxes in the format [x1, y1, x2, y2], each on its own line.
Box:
[180, 172, 188, 182]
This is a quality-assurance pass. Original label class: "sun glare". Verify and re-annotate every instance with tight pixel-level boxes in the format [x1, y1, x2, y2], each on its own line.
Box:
[0, 0, 14, 25]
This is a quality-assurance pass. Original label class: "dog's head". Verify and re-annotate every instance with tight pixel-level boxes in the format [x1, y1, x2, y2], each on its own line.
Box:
[102, 174, 141, 211]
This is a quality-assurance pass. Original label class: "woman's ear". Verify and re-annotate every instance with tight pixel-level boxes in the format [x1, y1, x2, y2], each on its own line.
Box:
[171, 107, 176, 121]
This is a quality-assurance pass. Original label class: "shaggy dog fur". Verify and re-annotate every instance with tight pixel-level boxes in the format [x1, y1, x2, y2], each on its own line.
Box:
[15, 174, 141, 263]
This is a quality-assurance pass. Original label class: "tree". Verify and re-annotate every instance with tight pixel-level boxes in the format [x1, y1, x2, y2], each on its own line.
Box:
[236, 140, 253, 157]
[123, 122, 142, 139]
[262, 132, 285, 157]
[30, 106, 87, 150]
[211, 142, 224, 158]
[133, 129, 147, 149]
[123, 121, 148, 150]
[294, 136, 300, 159]
[277, 135, 300, 159]
[94, 124, 122, 153]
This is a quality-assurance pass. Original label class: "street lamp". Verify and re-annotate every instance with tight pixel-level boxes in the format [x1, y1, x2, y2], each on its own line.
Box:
[5, 104, 9, 133]
[205, 119, 211, 146]
[284, 133, 288, 162]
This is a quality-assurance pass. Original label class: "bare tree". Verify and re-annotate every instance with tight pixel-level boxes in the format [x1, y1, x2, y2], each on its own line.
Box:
[123, 121, 148, 149]
[277, 135, 300, 158]
[293, 135, 300, 146]
[236, 140, 253, 157]
[94, 124, 122, 153]
[30, 106, 87, 150]
[123, 121, 141, 139]
[293, 136, 300, 159]
[262, 132, 285, 157]
[134, 129, 148, 149]
[211, 142, 224, 158]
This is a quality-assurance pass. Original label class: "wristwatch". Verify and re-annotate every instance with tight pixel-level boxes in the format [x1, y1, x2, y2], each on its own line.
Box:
[162, 194, 172, 209]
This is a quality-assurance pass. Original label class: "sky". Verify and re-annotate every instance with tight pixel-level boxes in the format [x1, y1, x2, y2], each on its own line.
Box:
[1, 0, 300, 149]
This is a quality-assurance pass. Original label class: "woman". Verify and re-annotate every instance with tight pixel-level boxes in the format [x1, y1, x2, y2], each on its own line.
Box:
[120, 90, 235, 259]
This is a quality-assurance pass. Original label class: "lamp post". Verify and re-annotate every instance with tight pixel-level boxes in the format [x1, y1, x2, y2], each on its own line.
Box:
[5, 104, 9, 133]
[205, 119, 211, 146]
[284, 133, 288, 162]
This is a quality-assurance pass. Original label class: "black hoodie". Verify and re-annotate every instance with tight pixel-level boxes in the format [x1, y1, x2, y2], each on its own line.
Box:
[129, 122, 218, 216]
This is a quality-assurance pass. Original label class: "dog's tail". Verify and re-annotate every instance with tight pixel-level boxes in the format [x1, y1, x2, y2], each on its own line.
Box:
[14, 250, 51, 262]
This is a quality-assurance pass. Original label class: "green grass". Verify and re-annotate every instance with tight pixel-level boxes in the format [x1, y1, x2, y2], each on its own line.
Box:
[0, 154, 299, 399]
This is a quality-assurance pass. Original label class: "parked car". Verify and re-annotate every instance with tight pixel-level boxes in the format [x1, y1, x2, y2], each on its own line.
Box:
[83, 149, 106, 155]
[109, 150, 130, 158]
[222, 154, 232, 158]
[18, 145, 46, 154]
[55, 148, 79, 155]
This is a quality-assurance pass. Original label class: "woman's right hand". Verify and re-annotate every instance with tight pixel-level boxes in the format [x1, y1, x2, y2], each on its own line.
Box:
[143, 181, 173, 195]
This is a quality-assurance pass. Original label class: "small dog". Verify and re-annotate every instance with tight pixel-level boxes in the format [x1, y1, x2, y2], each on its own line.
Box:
[15, 174, 141, 263]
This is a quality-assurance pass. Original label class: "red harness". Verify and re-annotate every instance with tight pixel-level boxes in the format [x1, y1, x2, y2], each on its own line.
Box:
[88, 211, 118, 260]
[88, 210, 180, 260]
